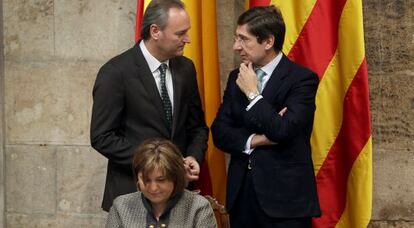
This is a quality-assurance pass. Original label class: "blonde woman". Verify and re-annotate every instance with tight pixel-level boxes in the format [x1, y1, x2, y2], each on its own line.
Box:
[106, 139, 217, 228]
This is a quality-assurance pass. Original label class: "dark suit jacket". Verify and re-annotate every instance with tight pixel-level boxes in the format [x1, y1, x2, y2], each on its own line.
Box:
[211, 55, 321, 218]
[90, 43, 208, 211]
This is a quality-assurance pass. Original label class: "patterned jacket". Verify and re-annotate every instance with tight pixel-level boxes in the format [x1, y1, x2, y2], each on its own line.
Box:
[106, 190, 217, 228]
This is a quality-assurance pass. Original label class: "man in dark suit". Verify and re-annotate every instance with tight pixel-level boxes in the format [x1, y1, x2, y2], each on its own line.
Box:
[90, 0, 208, 212]
[212, 5, 321, 228]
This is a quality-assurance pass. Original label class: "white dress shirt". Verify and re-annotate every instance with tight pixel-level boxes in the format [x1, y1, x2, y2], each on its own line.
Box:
[139, 41, 174, 109]
[244, 52, 283, 154]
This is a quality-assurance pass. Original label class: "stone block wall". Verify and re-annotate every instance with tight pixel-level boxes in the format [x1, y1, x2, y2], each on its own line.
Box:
[2, 0, 136, 227]
[1, 0, 5, 227]
[365, 0, 414, 227]
[1, 0, 413, 227]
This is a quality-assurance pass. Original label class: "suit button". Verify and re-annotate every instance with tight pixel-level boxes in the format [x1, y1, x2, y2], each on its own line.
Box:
[248, 159, 252, 170]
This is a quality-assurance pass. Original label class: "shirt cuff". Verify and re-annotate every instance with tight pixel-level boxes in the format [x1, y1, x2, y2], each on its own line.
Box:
[246, 95, 263, 111]
[243, 134, 255, 155]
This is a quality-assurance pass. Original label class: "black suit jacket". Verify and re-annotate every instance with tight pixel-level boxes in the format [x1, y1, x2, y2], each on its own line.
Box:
[212, 55, 321, 218]
[90, 43, 208, 211]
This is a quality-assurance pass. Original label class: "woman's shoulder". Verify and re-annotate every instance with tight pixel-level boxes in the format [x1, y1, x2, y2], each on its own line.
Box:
[170, 190, 217, 228]
[112, 191, 142, 208]
[181, 190, 210, 206]
[107, 192, 147, 226]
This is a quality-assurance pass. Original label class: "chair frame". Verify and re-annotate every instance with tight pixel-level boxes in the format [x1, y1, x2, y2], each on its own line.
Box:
[205, 195, 230, 228]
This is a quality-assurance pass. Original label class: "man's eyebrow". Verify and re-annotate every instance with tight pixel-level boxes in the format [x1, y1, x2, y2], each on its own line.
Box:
[236, 34, 250, 39]
[176, 28, 189, 34]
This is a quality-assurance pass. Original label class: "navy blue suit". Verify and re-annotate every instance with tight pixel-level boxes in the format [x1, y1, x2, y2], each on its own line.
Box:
[212, 55, 321, 223]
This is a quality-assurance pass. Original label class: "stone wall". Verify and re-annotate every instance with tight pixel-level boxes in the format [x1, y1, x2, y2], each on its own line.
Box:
[1, 0, 413, 227]
[1, 0, 5, 227]
[365, 0, 414, 227]
[2, 0, 136, 227]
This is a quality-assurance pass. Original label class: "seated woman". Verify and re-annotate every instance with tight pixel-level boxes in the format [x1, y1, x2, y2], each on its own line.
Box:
[106, 138, 217, 228]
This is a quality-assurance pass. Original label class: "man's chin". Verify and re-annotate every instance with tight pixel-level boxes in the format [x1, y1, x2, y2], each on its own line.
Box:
[167, 51, 184, 59]
[174, 50, 184, 57]
[241, 59, 252, 65]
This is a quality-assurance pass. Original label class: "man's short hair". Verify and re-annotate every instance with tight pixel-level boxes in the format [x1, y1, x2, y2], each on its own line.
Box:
[132, 138, 186, 197]
[237, 5, 286, 52]
[140, 0, 185, 40]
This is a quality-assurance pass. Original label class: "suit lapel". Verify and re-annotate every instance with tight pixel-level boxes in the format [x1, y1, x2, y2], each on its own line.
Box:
[261, 54, 291, 100]
[170, 58, 183, 137]
[132, 43, 170, 136]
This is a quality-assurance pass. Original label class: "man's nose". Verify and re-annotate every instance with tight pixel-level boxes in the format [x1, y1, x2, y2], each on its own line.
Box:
[183, 34, 191, 44]
[233, 41, 242, 51]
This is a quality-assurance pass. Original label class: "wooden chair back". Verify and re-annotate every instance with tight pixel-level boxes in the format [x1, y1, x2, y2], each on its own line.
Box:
[205, 195, 230, 228]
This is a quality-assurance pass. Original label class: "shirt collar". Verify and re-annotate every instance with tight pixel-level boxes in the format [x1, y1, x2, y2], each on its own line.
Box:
[139, 40, 169, 73]
[259, 51, 283, 76]
[141, 191, 183, 220]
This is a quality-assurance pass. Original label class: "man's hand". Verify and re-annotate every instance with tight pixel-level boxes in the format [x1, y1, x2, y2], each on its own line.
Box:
[183, 156, 200, 182]
[279, 107, 287, 116]
[251, 134, 277, 147]
[250, 107, 288, 148]
[236, 62, 258, 96]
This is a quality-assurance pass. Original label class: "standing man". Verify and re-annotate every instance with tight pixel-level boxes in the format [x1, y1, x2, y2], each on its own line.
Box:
[212, 5, 321, 228]
[91, 0, 208, 212]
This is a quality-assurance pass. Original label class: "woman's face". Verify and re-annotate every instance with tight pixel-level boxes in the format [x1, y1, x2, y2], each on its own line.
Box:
[138, 169, 174, 206]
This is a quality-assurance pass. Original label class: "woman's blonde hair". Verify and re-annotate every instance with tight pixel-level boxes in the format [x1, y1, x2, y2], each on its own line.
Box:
[132, 138, 186, 197]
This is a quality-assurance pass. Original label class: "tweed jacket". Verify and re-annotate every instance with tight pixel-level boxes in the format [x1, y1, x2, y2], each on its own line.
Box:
[106, 190, 217, 228]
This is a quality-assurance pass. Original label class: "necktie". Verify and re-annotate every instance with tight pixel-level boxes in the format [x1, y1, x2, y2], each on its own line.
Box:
[159, 64, 173, 131]
[255, 68, 266, 93]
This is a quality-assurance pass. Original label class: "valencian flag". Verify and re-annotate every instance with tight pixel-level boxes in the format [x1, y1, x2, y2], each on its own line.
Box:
[135, 0, 227, 205]
[247, 0, 373, 227]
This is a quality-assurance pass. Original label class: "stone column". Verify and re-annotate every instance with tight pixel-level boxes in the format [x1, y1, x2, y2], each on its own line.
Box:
[216, 0, 245, 92]
[0, 0, 5, 226]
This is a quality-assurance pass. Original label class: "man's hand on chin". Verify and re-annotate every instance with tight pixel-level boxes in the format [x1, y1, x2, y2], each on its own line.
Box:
[236, 62, 258, 96]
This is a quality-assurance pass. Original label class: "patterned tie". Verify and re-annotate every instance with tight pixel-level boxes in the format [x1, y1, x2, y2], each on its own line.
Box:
[159, 63, 173, 131]
[255, 68, 266, 93]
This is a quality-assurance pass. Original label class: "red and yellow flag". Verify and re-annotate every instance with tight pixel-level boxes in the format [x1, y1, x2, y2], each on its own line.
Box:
[135, 0, 227, 205]
[247, 0, 372, 227]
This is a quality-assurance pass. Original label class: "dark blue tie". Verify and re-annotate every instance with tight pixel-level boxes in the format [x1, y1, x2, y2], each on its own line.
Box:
[159, 64, 173, 131]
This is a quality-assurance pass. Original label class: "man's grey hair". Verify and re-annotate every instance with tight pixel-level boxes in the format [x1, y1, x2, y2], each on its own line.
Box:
[141, 0, 185, 40]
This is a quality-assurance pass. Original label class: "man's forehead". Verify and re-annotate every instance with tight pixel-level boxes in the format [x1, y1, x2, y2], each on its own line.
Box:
[166, 7, 188, 21]
[236, 25, 253, 37]
[164, 7, 190, 29]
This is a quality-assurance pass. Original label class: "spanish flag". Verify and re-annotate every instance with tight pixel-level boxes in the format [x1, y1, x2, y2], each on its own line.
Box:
[247, 0, 373, 227]
[135, 0, 227, 205]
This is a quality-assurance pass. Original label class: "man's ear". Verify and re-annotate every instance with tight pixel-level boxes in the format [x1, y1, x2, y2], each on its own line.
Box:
[265, 35, 275, 50]
[150, 24, 161, 40]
